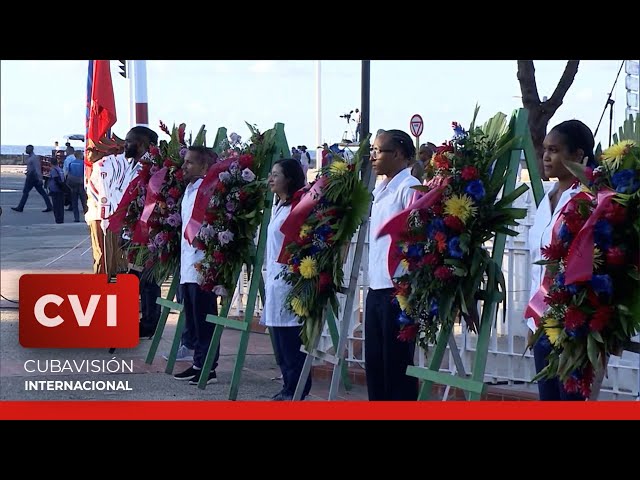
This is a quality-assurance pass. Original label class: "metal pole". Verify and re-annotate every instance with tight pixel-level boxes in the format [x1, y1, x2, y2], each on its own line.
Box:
[315, 60, 322, 169]
[361, 61, 370, 143]
[133, 60, 149, 126]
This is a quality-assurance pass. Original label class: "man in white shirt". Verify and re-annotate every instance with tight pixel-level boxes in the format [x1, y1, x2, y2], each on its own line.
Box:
[353, 108, 361, 142]
[366, 129, 421, 401]
[173, 146, 220, 386]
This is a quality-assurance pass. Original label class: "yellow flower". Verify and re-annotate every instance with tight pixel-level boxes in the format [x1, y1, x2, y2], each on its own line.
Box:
[593, 247, 603, 269]
[329, 161, 349, 176]
[443, 194, 477, 224]
[396, 295, 410, 312]
[400, 259, 409, 270]
[290, 297, 309, 317]
[601, 140, 635, 169]
[299, 224, 312, 239]
[299, 256, 318, 279]
[543, 317, 562, 347]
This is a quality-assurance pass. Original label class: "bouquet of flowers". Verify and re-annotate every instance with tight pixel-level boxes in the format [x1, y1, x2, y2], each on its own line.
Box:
[115, 121, 206, 283]
[383, 108, 529, 351]
[184, 124, 275, 296]
[527, 139, 640, 397]
[276, 141, 370, 349]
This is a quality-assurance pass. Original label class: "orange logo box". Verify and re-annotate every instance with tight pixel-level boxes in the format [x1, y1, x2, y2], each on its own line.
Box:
[19, 274, 140, 348]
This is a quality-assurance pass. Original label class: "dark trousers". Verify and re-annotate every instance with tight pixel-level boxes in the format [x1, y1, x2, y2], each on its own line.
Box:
[130, 269, 161, 331]
[365, 288, 418, 401]
[533, 332, 585, 401]
[271, 325, 311, 398]
[50, 192, 65, 223]
[180, 283, 219, 370]
[17, 174, 53, 210]
[67, 176, 87, 221]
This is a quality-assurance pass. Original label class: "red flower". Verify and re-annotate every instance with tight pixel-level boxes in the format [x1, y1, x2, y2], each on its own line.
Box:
[605, 246, 626, 266]
[541, 241, 567, 261]
[204, 211, 218, 224]
[163, 158, 173, 168]
[397, 324, 418, 342]
[436, 143, 453, 154]
[318, 272, 332, 292]
[546, 290, 571, 305]
[213, 251, 225, 263]
[178, 124, 186, 144]
[460, 166, 479, 180]
[434, 265, 453, 281]
[444, 215, 464, 232]
[394, 281, 411, 297]
[238, 190, 248, 202]
[563, 376, 579, 393]
[422, 253, 440, 266]
[168, 187, 181, 199]
[239, 154, 254, 169]
[149, 145, 160, 157]
[602, 201, 626, 225]
[175, 169, 184, 181]
[431, 203, 443, 216]
[564, 307, 587, 331]
[192, 238, 206, 250]
[590, 306, 613, 332]
[434, 231, 447, 253]
[159, 251, 169, 263]
[433, 154, 450, 170]
[584, 167, 594, 182]
[563, 212, 586, 235]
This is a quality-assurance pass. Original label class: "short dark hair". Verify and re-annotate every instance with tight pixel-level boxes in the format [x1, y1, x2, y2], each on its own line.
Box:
[186, 146, 214, 166]
[549, 120, 596, 168]
[128, 126, 159, 146]
[273, 158, 306, 205]
[378, 129, 416, 159]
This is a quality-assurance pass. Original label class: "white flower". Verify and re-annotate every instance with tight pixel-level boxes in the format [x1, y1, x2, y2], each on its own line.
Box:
[229, 132, 242, 146]
[213, 285, 228, 297]
[218, 171, 232, 183]
[241, 168, 256, 182]
[217, 230, 234, 246]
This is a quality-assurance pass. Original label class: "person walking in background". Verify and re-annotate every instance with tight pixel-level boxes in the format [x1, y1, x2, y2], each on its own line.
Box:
[353, 108, 362, 142]
[298, 145, 310, 181]
[47, 156, 66, 224]
[172, 146, 221, 386]
[365, 129, 421, 401]
[525, 119, 596, 401]
[261, 158, 311, 401]
[11, 145, 54, 213]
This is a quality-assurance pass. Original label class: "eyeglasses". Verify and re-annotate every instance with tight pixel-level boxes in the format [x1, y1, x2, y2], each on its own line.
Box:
[369, 148, 394, 158]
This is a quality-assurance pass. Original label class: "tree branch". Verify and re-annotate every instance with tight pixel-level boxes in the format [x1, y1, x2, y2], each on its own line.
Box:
[546, 60, 580, 113]
[517, 60, 540, 107]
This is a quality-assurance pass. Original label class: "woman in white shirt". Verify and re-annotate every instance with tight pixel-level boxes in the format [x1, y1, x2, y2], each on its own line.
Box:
[263, 158, 308, 401]
[526, 119, 596, 401]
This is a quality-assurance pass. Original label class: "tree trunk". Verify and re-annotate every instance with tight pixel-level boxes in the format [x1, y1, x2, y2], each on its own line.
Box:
[517, 60, 580, 180]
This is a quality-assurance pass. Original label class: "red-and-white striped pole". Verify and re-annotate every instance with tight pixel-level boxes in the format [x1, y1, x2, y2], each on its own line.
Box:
[130, 60, 149, 126]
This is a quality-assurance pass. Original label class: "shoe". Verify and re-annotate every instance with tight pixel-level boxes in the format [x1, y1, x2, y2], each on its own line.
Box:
[42, 208, 52, 212]
[139, 323, 155, 339]
[189, 370, 218, 385]
[11, 207, 23, 212]
[162, 345, 194, 362]
[173, 366, 199, 381]
[271, 392, 293, 401]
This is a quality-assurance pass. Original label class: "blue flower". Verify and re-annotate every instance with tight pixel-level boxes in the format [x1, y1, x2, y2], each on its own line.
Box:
[558, 223, 572, 243]
[407, 244, 422, 258]
[308, 245, 321, 256]
[591, 274, 613, 297]
[593, 219, 612, 250]
[566, 283, 579, 296]
[448, 236, 464, 258]
[426, 218, 445, 237]
[611, 169, 636, 193]
[429, 298, 439, 317]
[397, 311, 413, 326]
[555, 273, 565, 287]
[464, 179, 485, 201]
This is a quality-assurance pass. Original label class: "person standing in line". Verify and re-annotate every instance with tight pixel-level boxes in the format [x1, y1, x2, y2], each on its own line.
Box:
[365, 129, 421, 401]
[173, 146, 221, 386]
[64, 147, 87, 222]
[47, 156, 66, 224]
[525, 119, 596, 401]
[11, 145, 53, 213]
[261, 158, 310, 401]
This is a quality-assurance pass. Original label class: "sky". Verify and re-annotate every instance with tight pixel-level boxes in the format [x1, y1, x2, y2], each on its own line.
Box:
[0, 60, 633, 154]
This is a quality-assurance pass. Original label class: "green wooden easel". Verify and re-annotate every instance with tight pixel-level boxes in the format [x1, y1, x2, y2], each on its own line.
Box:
[407, 108, 545, 400]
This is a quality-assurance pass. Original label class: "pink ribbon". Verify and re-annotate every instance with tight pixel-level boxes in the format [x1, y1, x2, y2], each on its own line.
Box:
[139, 166, 168, 226]
[277, 176, 328, 264]
[564, 188, 617, 284]
[376, 183, 448, 279]
[184, 158, 234, 245]
[107, 174, 141, 234]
